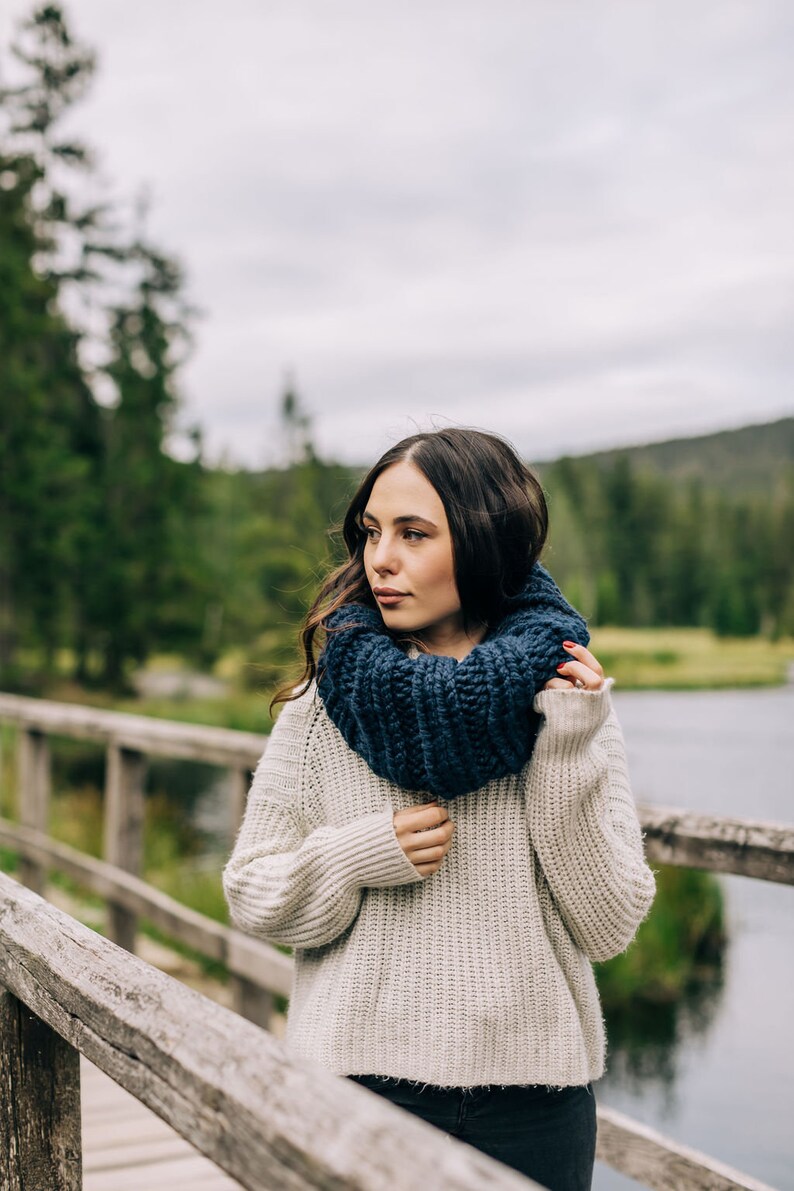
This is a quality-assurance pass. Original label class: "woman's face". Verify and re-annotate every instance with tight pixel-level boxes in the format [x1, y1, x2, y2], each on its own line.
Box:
[361, 460, 466, 647]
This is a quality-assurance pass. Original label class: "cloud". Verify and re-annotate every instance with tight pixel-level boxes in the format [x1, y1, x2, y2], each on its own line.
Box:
[1, 0, 792, 465]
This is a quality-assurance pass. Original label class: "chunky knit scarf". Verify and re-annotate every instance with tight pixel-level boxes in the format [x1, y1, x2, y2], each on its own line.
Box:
[317, 563, 589, 799]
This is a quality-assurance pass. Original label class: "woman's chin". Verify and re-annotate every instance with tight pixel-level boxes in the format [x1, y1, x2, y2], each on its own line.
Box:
[378, 606, 418, 628]
[376, 606, 432, 635]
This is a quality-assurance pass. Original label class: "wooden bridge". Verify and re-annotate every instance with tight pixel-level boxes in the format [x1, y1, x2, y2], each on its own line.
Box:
[1, 691, 791, 1191]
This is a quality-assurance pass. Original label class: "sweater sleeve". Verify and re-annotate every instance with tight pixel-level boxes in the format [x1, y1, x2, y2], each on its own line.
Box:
[525, 680, 656, 963]
[222, 696, 423, 950]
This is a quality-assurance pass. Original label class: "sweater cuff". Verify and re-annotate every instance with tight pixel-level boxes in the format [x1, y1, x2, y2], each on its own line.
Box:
[533, 676, 615, 739]
[332, 808, 424, 889]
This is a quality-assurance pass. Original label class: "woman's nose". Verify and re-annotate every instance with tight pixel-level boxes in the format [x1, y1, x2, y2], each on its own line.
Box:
[372, 535, 398, 573]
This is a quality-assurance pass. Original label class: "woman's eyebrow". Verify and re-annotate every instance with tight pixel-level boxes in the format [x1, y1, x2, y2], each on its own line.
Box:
[362, 511, 438, 529]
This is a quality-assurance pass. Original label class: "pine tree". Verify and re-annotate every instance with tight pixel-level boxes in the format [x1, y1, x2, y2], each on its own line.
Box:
[0, 143, 100, 684]
[91, 242, 198, 686]
[1, 7, 202, 687]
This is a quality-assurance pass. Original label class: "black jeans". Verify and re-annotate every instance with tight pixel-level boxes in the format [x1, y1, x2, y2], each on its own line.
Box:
[347, 1075, 596, 1191]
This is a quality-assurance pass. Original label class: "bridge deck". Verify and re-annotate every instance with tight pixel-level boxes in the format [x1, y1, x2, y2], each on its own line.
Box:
[81, 1055, 244, 1190]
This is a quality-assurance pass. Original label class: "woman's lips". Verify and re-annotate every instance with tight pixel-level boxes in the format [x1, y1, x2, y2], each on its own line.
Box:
[374, 589, 410, 606]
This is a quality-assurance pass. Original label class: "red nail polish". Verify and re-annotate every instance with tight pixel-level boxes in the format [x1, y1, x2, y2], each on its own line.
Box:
[563, 641, 575, 648]
[556, 663, 566, 670]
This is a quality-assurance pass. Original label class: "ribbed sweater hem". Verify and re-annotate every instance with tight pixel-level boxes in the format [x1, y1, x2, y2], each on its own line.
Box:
[289, 1045, 605, 1091]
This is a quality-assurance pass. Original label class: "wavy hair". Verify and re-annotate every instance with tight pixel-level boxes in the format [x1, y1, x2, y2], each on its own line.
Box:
[271, 427, 548, 709]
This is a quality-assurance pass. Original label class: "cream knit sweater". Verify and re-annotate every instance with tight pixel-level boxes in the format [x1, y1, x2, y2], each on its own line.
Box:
[222, 678, 655, 1089]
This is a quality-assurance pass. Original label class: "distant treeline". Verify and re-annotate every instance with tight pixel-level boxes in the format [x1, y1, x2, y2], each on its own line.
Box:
[541, 451, 794, 638]
[4, 402, 793, 694]
[1, 8, 792, 694]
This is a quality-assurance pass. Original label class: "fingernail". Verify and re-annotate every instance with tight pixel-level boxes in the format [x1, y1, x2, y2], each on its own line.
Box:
[563, 641, 576, 648]
[556, 663, 566, 670]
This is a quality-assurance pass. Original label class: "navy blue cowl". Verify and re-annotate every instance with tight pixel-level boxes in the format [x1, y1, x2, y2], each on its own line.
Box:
[317, 563, 589, 799]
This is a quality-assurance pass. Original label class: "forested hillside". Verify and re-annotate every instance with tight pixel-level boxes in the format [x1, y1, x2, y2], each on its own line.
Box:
[2, 7, 792, 697]
[533, 417, 794, 635]
[197, 412, 794, 683]
[539, 416, 794, 496]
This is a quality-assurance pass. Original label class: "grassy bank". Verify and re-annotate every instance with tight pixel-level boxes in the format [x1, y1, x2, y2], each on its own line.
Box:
[20, 628, 794, 733]
[589, 626, 794, 690]
[117, 628, 794, 727]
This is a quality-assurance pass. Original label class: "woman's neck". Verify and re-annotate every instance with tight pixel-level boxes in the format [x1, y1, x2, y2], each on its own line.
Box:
[416, 619, 487, 661]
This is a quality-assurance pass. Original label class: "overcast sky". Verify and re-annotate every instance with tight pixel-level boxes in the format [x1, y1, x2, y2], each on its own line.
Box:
[2, 1, 793, 466]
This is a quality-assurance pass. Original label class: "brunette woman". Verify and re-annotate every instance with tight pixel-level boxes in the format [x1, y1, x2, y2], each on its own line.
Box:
[223, 428, 655, 1191]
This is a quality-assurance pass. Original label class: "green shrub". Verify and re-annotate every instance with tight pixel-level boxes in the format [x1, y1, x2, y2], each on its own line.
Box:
[596, 864, 726, 1009]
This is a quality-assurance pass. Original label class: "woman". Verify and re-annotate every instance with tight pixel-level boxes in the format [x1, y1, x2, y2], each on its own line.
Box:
[223, 428, 655, 1191]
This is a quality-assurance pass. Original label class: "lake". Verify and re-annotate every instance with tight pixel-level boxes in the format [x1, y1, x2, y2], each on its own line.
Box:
[593, 684, 794, 1191]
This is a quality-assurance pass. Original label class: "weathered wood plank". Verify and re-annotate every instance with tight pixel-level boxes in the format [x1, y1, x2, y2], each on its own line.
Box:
[0, 987, 82, 1191]
[17, 727, 51, 894]
[80, 1069, 244, 1191]
[80, 1096, 133, 1117]
[104, 744, 148, 951]
[229, 765, 251, 835]
[86, 1139, 189, 1170]
[85, 1160, 241, 1191]
[0, 820, 294, 996]
[83, 1115, 184, 1147]
[638, 804, 794, 885]
[597, 1106, 776, 1191]
[0, 692, 266, 768]
[80, 1105, 141, 1126]
[229, 972, 276, 1030]
[224, 927, 293, 993]
[0, 874, 537, 1191]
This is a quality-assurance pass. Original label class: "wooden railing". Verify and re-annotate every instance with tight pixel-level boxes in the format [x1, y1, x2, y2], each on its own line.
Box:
[0, 873, 536, 1190]
[0, 691, 289, 1029]
[0, 691, 789, 1191]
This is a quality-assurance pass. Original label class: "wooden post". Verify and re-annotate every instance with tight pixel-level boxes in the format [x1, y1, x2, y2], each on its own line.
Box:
[0, 987, 82, 1190]
[231, 974, 276, 1031]
[229, 765, 250, 838]
[103, 743, 147, 952]
[227, 764, 276, 1029]
[17, 729, 51, 894]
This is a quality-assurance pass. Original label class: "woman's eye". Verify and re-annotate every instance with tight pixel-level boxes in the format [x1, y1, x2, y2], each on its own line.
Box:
[361, 525, 424, 542]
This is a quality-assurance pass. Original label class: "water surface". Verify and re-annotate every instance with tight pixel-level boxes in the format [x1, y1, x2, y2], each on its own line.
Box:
[594, 685, 794, 1191]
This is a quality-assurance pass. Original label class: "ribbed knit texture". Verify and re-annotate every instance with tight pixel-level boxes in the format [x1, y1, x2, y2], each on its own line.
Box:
[223, 679, 655, 1089]
[317, 563, 590, 799]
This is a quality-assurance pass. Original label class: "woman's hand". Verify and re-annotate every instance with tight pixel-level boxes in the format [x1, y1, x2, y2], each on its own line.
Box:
[393, 800, 455, 877]
[544, 641, 605, 691]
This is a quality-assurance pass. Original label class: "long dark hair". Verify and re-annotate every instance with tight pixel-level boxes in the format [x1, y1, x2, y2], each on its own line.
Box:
[271, 427, 548, 708]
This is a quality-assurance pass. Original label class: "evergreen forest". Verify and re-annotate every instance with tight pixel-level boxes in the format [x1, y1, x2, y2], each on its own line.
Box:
[2, 7, 793, 700]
